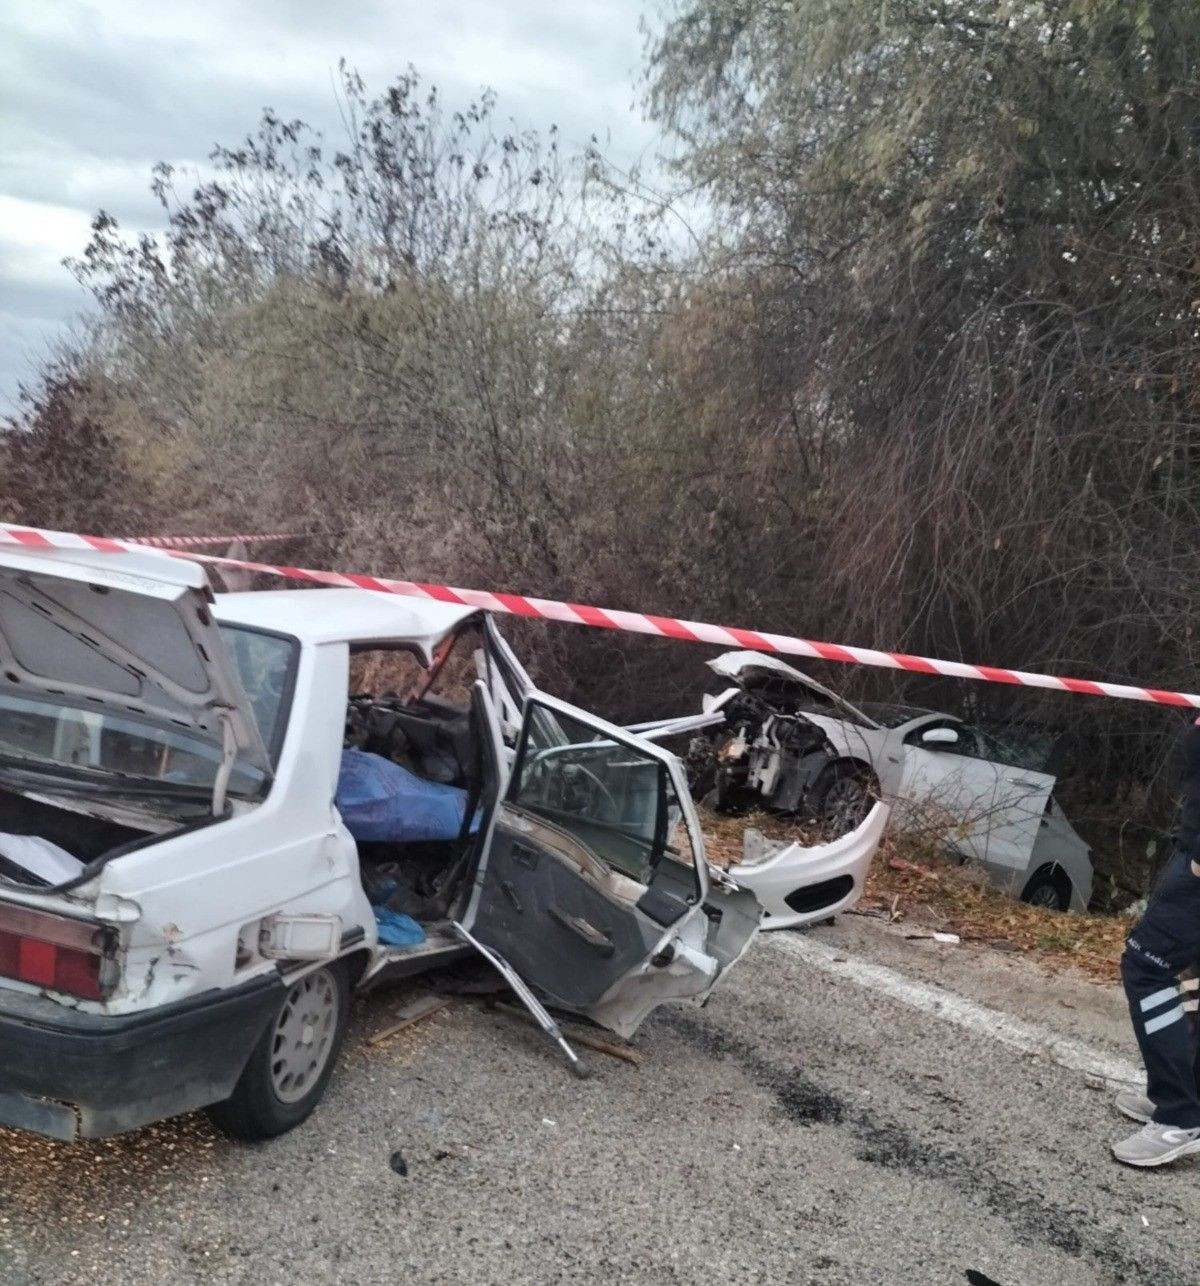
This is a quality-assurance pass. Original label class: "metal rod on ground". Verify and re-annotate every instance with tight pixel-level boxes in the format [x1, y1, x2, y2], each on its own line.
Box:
[452, 921, 591, 1079]
[366, 995, 452, 1047]
[494, 1001, 643, 1067]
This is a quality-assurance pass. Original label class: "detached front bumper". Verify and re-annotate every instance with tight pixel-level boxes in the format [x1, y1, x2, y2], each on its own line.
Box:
[729, 801, 889, 930]
[0, 973, 284, 1141]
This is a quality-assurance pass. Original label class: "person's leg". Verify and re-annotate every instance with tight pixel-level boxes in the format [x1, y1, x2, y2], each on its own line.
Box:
[1122, 938, 1200, 1128]
[1188, 969, 1200, 1103]
[1114, 851, 1200, 1164]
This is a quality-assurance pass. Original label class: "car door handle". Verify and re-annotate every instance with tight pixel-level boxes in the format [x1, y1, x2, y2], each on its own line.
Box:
[548, 907, 615, 957]
[1008, 777, 1043, 789]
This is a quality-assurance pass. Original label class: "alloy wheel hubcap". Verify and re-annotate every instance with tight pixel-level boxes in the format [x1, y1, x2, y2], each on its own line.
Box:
[270, 970, 338, 1104]
[826, 779, 868, 830]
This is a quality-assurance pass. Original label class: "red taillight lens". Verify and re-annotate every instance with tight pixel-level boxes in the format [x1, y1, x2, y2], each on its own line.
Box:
[0, 904, 111, 1000]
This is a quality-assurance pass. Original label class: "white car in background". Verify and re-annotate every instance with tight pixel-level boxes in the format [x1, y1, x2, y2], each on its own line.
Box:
[702, 652, 1093, 914]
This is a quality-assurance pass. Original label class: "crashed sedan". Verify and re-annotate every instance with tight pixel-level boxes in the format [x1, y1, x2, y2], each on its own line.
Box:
[700, 651, 1093, 914]
[0, 546, 763, 1143]
[684, 663, 892, 931]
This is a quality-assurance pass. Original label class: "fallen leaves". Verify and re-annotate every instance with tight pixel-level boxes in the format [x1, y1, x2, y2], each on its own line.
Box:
[862, 839, 1130, 980]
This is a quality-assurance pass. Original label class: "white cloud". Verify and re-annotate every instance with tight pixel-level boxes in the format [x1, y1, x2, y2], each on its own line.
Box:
[0, 196, 94, 290]
[0, 0, 660, 410]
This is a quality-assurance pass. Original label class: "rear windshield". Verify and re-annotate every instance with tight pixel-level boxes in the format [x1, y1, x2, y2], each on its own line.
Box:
[0, 626, 296, 795]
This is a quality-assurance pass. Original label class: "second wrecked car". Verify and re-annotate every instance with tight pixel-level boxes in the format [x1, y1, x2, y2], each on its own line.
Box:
[699, 651, 1093, 913]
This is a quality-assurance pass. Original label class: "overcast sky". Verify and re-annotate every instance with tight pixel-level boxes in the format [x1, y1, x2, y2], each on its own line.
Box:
[0, 0, 661, 413]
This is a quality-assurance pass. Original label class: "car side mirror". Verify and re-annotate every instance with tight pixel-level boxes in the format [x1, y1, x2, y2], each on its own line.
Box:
[920, 726, 960, 748]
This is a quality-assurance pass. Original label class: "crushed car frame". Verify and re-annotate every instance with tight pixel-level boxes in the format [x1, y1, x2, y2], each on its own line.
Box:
[0, 548, 867, 1143]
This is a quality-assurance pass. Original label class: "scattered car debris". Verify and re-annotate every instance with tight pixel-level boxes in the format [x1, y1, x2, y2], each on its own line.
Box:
[722, 807, 890, 929]
[890, 857, 933, 877]
[389, 1150, 408, 1176]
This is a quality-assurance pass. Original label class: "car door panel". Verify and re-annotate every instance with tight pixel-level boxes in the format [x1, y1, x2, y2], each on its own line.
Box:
[462, 691, 744, 1036]
[467, 805, 664, 1008]
[981, 766, 1054, 876]
[896, 721, 1004, 863]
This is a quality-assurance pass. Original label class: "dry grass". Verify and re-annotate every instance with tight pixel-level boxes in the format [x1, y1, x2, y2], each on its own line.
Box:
[701, 807, 819, 865]
[699, 807, 1131, 983]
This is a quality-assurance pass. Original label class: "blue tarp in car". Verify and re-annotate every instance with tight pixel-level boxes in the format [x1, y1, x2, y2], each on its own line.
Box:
[336, 747, 476, 843]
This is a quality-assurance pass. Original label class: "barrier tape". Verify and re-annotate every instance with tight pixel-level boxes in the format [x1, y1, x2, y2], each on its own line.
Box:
[120, 532, 303, 548]
[1, 522, 1198, 710]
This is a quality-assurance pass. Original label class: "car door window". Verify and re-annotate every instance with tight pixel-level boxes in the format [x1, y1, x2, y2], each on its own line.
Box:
[510, 702, 680, 885]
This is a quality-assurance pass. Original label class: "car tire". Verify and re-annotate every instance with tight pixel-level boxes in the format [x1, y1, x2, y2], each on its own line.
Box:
[810, 761, 877, 834]
[207, 960, 350, 1141]
[1020, 866, 1071, 913]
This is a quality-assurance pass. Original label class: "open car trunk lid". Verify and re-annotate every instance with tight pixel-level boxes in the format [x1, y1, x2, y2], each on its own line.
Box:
[0, 545, 271, 785]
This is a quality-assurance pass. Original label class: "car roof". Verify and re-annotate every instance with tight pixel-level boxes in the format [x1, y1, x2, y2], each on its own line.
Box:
[213, 587, 479, 654]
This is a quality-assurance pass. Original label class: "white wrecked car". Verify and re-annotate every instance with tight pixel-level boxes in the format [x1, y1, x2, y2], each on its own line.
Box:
[0, 546, 762, 1142]
[702, 651, 1093, 914]
[682, 669, 892, 933]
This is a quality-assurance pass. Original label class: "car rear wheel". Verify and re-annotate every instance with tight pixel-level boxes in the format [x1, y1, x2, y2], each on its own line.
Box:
[811, 762, 877, 835]
[1020, 866, 1071, 913]
[208, 961, 349, 1140]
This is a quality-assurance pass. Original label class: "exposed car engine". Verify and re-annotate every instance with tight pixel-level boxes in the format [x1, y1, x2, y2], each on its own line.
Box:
[688, 689, 838, 817]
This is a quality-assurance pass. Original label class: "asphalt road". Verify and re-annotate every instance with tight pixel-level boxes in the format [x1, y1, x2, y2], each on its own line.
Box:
[1, 918, 1195, 1285]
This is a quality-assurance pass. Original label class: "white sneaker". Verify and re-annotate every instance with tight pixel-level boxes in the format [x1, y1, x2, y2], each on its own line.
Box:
[1112, 1122, 1200, 1168]
[1114, 1091, 1155, 1124]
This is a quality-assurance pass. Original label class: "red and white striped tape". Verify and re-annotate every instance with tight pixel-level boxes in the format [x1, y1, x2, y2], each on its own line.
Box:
[1, 522, 1197, 710]
[120, 532, 303, 548]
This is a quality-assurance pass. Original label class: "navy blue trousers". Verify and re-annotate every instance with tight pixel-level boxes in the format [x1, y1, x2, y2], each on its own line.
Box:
[1121, 849, 1200, 1128]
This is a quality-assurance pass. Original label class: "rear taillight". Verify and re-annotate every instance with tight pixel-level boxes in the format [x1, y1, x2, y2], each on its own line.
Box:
[0, 902, 114, 1000]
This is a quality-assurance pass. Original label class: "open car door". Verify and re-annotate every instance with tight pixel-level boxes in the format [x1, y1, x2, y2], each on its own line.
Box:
[461, 691, 760, 1038]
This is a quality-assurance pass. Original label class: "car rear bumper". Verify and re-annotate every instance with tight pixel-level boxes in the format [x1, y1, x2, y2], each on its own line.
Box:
[0, 973, 284, 1140]
[729, 801, 889, 930]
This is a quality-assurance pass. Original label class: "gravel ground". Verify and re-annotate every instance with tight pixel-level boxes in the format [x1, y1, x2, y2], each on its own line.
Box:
[1, 920, 1195, 1285]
